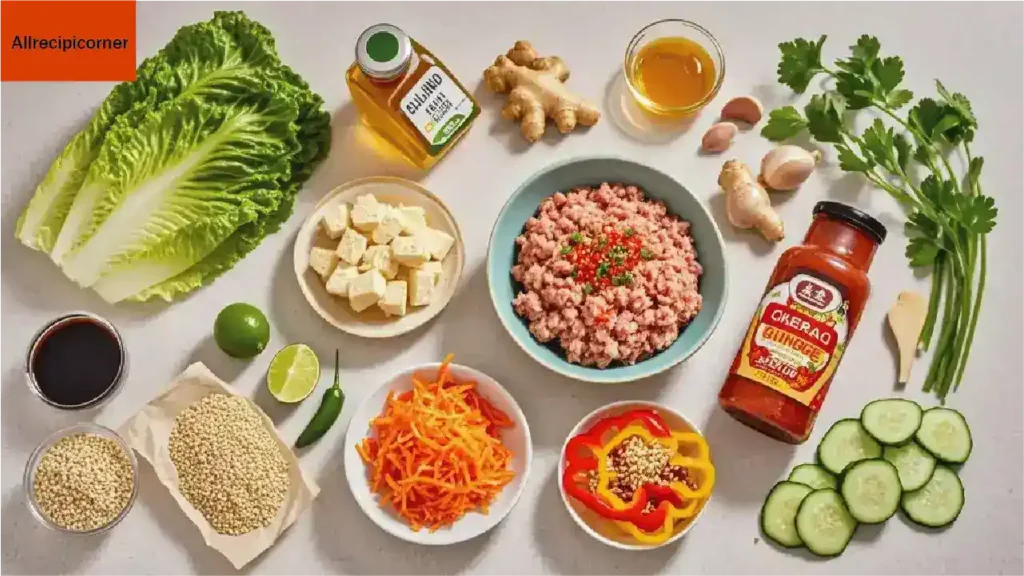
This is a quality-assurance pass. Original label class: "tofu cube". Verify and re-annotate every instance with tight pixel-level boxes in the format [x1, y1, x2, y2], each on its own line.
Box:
[378, 280, 408, 317]
[351, 195, 386, 232]
[308, 246, 339, 279]
[320, 203, 350, 239]
[361, 245, 399, 279]
[418, 227, 456, 261]
[371, 208, 405, 245]
[355, 193, 379, 207]
[335, 228, 368, 265]
[397, 205, 427, 235]
[421, 260, 444, 285]
[408, 267, 435, 307]
[325, 264, 359, 297]
[348, 269, 387, 312]
[391, 236, 430, 268]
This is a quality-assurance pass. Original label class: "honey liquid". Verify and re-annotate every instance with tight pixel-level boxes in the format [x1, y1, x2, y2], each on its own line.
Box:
[346, 38, 479, 170]
[630, 37, 716, 112]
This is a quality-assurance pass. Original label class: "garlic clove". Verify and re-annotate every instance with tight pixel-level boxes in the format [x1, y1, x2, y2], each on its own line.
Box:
[701, 122, 738, 153]
[759, 145, 822, 191]
[721, 96, 764, 125]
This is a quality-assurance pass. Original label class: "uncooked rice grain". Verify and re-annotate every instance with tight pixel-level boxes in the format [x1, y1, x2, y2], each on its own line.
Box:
[32, 433, 134, 531]
[169, 393, 289, 535]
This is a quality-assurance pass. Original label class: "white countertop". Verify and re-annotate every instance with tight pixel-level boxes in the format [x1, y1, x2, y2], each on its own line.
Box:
[2, 2, 1022, 574]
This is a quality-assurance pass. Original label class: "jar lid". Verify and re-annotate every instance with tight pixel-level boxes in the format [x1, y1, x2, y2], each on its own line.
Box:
[813, 201, 887, 244]
[355, 24, 412, 81]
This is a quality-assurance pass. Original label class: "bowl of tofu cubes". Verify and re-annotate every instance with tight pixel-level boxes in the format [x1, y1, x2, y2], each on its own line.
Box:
[294, 176, 464, 338]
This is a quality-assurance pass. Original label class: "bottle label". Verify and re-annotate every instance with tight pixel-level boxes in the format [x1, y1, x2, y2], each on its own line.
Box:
[400, 66, 474, 154]
[734, 271, 851, 411]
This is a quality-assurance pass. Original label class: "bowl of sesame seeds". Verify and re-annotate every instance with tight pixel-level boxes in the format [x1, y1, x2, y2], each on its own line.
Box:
[558, 400, 715, 550]
[24, 423, 138, 535]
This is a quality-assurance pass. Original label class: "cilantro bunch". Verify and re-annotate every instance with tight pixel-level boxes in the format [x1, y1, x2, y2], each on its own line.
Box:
[761, 35, 997, 402]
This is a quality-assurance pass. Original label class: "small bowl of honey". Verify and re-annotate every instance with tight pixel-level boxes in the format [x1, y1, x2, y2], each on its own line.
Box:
[623, 19, 725, 118]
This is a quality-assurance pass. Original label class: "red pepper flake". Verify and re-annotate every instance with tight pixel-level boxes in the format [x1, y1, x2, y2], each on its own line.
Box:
[563, 228, 646, 290]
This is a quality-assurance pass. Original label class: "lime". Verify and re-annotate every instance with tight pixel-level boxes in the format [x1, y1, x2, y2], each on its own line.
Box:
[266, 344, 320, 403]
[214, 303, 270, 359]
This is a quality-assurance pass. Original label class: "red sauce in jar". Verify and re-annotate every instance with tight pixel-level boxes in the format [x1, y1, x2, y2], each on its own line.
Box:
[718, 202, 887, 444]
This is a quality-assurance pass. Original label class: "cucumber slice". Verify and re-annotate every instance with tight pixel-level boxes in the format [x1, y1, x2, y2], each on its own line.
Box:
[817, 419, 883, 475]
[788, 463, 837, 490]
[839, 459, 901, 524]
[883, 441, 937, 491]
[860, 398, 922, 445]
[915, 408, 972, 464]
[761, 481, 813, 548]
[900, 466, 964, 528]
[795, 488, 858, 557]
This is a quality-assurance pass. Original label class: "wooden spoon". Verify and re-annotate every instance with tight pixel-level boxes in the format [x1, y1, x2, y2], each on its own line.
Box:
[887, 291, 928, 383]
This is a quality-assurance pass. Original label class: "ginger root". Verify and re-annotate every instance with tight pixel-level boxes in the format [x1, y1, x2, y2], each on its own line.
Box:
[719, 160, 784, 242]
[483, 41, 600, 142]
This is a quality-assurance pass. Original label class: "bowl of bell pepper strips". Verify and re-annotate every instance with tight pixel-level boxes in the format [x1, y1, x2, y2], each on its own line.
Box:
[559, 401, 715, 549]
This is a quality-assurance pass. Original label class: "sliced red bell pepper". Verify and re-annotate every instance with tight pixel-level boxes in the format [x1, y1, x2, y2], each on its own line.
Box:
[562, 410, 675, 530]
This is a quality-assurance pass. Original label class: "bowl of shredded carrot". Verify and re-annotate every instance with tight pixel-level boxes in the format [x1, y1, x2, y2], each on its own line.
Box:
[345, 355, 532, 545]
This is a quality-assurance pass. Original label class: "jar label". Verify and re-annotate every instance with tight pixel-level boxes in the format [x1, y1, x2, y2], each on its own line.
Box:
[734, 272, 850, 411]
[400, 66, 473, 154]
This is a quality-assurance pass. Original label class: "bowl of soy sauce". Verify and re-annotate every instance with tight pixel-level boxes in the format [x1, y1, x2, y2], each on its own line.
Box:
[26, 312, 127, 410]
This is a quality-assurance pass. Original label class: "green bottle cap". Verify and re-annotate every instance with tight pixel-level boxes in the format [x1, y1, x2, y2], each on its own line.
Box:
[355, 24, 412, 80]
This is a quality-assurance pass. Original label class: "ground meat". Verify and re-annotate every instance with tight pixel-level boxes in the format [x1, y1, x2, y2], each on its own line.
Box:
[511, 183, 703, 368]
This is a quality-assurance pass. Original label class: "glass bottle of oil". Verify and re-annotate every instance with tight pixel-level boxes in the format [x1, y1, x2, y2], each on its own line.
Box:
[346, 24, 480, 170]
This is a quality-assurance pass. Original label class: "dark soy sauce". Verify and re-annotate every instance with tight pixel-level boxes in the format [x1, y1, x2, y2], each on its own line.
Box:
[30, 315, 124, 408]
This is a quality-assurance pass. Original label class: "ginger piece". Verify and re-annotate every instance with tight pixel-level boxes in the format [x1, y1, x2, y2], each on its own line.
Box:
[483, 41, 600, 142]
[719, 159, 784, 242]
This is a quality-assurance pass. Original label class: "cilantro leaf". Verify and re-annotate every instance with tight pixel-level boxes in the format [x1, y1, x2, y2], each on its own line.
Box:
[910, 98, 948, 141]
[958, 195, 997, 234]
[861, 118, 897, 171]
[906, 237, 941, 268]
[887, 89, 914, 109]
[851, 35, 881, 63]
[894, 133, 912, 172]
[920, 175, 963, 217]
[777, 35, 827, 93]
[760, 106, 808, 141]
[835, 70, 875, 110]
[836, 143, 873, 172]
[911, 98, 972, 144]
[874, 56, 905, 93]
[936, 80, 977, 128]
[805, 94, 845, 143]
[906, 209, 941, 240]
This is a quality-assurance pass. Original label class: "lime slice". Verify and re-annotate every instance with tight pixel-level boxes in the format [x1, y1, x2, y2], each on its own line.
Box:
[267, 344, 320, 403]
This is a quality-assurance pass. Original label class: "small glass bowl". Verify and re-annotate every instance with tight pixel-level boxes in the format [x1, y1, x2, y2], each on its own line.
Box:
[623, 19, 726, 118]
[24, 423, 139, 535]
[25, 311, 128, 411]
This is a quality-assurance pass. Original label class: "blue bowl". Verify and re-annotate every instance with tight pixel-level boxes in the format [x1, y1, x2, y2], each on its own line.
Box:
[487, 156, 728, 383]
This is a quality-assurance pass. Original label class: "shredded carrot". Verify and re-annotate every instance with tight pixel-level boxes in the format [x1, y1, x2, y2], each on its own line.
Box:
[357, 355, 516, 532]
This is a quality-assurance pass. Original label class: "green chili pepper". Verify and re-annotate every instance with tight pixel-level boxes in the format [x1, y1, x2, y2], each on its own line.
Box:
[295, 349, 344, 448]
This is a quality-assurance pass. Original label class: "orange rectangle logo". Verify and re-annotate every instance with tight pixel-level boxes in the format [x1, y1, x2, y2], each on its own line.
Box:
[1, 0, 136, 81]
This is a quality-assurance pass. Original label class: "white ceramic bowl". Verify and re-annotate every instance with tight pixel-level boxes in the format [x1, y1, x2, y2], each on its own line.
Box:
[344, 363, 533, 545]
[294, 176, 465, 338]
[557, 400, 713, 550]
